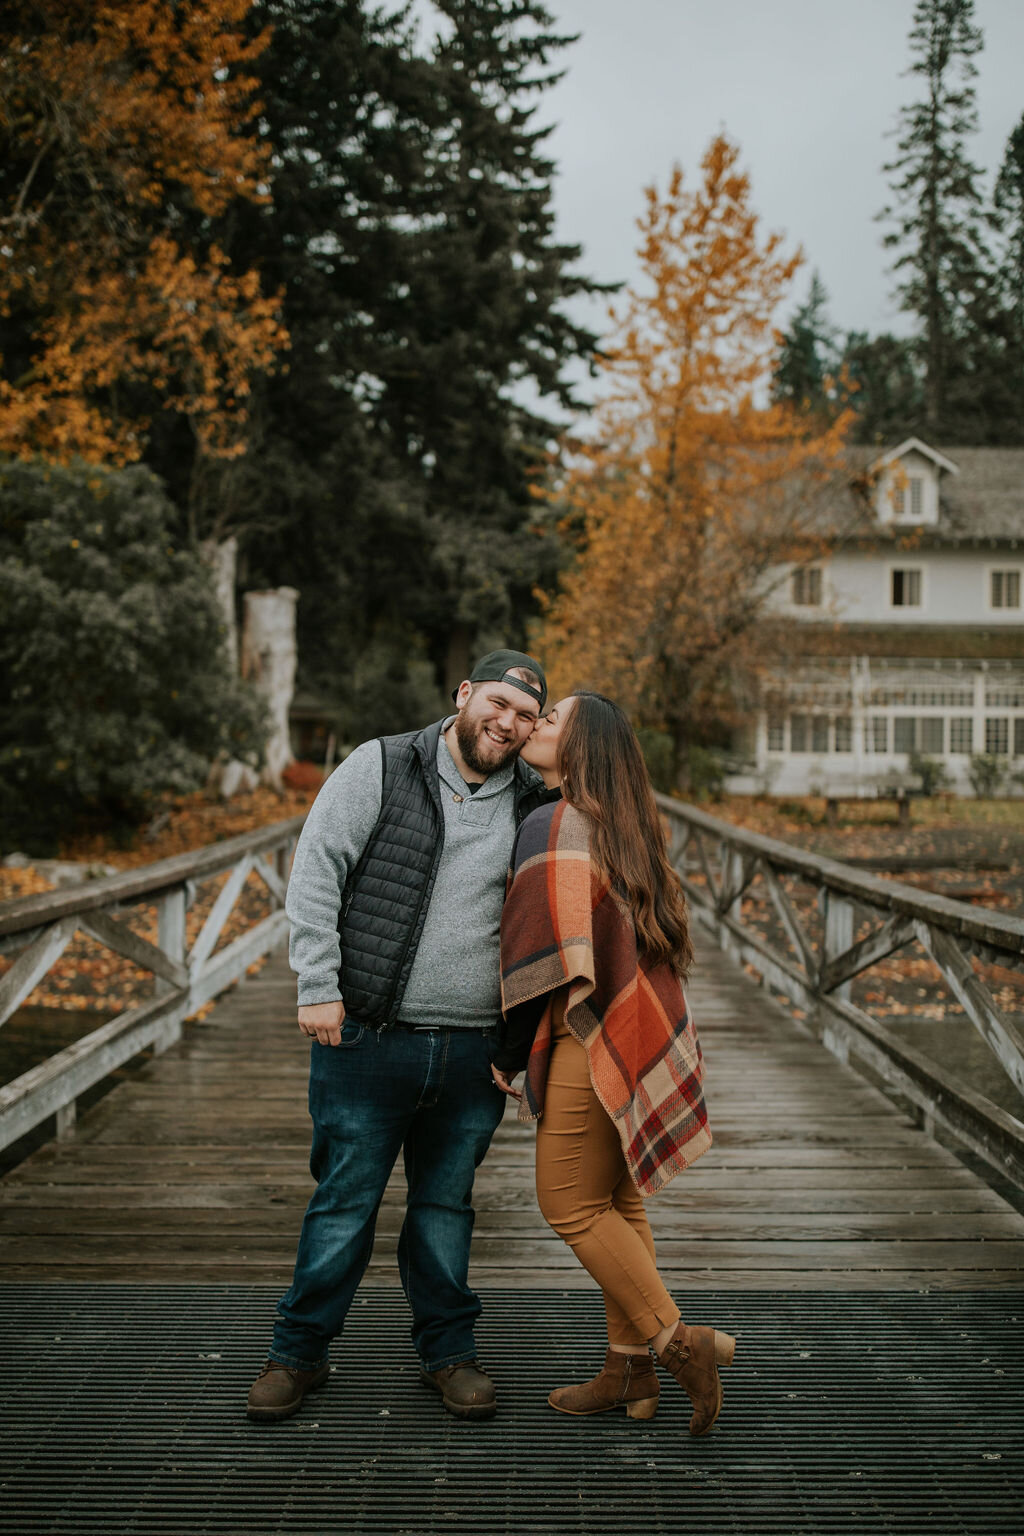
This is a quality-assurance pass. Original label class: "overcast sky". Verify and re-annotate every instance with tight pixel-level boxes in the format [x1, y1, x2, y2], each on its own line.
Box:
[541, 0, 1024, 354]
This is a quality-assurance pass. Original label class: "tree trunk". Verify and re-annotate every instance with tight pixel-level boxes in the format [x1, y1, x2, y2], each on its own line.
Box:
[200, 536, 238, 675]
[241, 588, 299, 789]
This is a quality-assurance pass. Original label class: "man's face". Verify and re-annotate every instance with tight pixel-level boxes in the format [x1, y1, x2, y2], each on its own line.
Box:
[454, 681, 540, 776]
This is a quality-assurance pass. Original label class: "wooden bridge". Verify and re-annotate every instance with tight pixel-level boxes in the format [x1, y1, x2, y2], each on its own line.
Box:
[2, 947, 1024, 1288]
[1, 806, 1022, 1534]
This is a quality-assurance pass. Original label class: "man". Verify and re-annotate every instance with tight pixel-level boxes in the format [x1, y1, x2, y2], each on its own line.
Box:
[247, 650, 548, 1424]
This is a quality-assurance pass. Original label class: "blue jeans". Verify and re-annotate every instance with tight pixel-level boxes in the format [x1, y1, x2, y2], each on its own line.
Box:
[269, 1021, 506, 1373]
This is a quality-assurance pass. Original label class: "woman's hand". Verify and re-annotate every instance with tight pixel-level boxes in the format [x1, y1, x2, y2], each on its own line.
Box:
[490, 1063, 522, 1099]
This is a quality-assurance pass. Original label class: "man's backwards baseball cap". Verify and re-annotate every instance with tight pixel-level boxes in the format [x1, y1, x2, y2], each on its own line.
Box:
[454, 649, 547, 711]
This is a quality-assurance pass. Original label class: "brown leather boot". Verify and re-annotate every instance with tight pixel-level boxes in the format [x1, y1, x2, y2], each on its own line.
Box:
[548, 1348, 659, 1419]
[657, 1324, 735, 1437]
[420, 1361, 497, 1420]
[246, 1360, 330, 1422]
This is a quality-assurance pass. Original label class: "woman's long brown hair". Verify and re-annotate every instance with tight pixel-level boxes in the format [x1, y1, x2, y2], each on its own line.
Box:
[557, 692, 693, 978]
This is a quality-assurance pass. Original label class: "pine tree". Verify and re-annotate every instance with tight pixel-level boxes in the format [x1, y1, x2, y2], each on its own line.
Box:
[879, 0, 989, 438]
[772, 271, 840, 416]
[180, 0, 608, 722]
[991, 114, 1024, 442]
[371, 0, 610, 690]
[839, 332, 925, 444]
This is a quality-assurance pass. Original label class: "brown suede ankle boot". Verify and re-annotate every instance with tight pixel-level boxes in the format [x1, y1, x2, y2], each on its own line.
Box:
[548, 1348, 659, 1419]
[657, 1323, 735, 1437]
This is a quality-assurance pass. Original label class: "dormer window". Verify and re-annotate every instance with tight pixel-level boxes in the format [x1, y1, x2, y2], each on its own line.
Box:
[872, 439, 956, 527]
[893, 475, 924, 520]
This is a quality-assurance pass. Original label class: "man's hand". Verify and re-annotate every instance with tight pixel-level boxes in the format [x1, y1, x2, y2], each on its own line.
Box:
[298, 1000, 346, 1046]
[490, 1064, 522, 1100]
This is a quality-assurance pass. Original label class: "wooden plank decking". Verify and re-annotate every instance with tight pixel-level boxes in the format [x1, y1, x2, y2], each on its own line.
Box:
[2, 944, 1024, 1287]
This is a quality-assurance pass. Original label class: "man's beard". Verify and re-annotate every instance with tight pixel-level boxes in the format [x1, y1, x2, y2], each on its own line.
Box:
[454, 710, 521, 776]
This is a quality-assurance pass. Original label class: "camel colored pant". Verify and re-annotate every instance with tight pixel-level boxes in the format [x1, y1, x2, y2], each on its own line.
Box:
[535, 1009, 681, 1348]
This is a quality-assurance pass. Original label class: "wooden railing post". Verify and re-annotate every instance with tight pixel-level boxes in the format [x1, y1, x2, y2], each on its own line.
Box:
[155, 886, 188, 1054]
[824, 892, 854, 1005]
[156, 887, 187, 997]
[275, 839, 293, 903]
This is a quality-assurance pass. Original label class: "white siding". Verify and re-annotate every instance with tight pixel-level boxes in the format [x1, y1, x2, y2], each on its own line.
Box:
[767, 549, 1024, 626]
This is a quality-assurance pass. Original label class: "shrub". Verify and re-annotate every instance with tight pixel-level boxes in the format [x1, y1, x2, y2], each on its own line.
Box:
[967, 753, 1006, 799]
[282, 760, 325, 791]
[687, 745, 726, 802]
[0, 460, 267, 851]
[908, 751, 950, 797]
[635, 728, 675, 793]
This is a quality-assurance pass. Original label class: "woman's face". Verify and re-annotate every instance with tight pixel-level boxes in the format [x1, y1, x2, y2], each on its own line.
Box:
[519, 695, 576, 781]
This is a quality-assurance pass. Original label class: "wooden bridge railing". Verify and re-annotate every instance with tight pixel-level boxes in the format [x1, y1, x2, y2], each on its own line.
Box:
[656, 794, 1024, 1189]
[0, 816, 305, 1153]
[5, 797, 1024, 1189]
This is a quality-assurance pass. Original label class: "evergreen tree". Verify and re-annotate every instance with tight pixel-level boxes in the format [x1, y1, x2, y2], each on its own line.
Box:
[772, 271, 840, 415]
[879, 0, 989, 438]
[0, 462, 266, 850]
[372, 0, 611, 689]
[991, 113, 1024, 442]
[159, 0, 607, 726]
[839, 331, 925, 444]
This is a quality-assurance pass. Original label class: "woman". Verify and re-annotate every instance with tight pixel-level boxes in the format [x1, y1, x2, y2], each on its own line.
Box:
[491, 692, 734, 1436]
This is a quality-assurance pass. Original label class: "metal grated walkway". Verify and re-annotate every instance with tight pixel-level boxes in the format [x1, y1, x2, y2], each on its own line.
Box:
[1, 1286, 1021, 1535]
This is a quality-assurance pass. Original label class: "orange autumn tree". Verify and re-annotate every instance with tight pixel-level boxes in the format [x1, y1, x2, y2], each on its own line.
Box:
[534, 135, 856, 786]
[0, 0, 286, 466]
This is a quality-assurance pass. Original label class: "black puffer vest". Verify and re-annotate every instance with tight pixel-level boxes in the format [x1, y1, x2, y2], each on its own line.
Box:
[336, 718, 545, 1028]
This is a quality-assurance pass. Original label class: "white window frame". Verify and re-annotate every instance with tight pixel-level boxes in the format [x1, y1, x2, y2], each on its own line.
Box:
[766, 715, 786, 752]
[987, 565, 1023, 612]
[908, 476, 924, 521]
[920, 716, 944, 755]
[864, 717, 889, 753]
[949, 717, 973, 755]
[889, 563, 925, 611]
[985, 717, 1010, 756]
[791, 565, 823, 608]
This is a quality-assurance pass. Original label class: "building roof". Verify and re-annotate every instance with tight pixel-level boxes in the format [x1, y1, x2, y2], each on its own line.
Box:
[836, 443, 1024, 547]
[869, 438, 961, 477]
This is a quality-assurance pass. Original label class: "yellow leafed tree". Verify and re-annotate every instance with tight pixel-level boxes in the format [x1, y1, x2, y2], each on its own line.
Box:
[534, 135, 856, 785]
[0, 0, 287, 464]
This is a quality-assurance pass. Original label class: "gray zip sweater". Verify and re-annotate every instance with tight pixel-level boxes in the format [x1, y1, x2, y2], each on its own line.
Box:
[286, 723, 533, 1028]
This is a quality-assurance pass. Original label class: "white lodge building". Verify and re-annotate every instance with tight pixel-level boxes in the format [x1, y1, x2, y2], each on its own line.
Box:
[737, 439, 1024, 797]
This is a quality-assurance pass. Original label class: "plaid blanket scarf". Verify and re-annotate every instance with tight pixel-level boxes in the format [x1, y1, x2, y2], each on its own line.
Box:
[499, 798, 711, 1197]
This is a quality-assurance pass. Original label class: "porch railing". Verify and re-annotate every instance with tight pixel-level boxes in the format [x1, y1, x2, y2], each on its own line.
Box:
[0, 817, 304, 1153]
[657, 794, 1024, 1188]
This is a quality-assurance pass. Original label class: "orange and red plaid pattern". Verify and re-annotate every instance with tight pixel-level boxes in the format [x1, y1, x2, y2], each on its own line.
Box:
[500, 799, 711, 1197]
